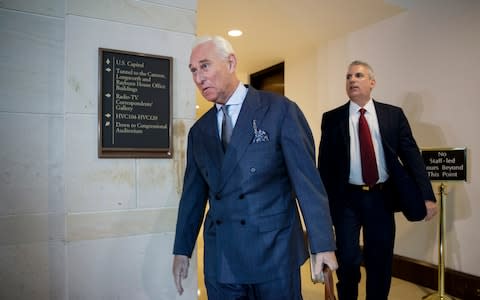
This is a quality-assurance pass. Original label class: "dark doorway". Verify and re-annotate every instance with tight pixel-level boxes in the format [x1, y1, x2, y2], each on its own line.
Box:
[250, 62, 284, 96]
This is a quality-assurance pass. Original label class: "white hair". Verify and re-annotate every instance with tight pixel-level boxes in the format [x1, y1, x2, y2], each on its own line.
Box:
[193, 35, 235, 60]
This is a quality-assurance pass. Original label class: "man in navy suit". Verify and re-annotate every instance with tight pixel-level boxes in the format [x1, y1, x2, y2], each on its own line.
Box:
[172, 35, 338, 299]
[318, 60, 438, 300]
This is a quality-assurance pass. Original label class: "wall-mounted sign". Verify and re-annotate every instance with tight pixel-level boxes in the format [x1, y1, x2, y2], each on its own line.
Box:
[98, 48, 172, 158]
[421, 148, 467, 181]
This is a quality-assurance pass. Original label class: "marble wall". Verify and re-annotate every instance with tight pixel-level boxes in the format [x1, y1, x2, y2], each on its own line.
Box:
[0, 0, 197, 299]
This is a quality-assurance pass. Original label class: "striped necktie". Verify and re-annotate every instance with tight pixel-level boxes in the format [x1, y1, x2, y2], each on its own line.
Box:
[221, 105, 232, 151]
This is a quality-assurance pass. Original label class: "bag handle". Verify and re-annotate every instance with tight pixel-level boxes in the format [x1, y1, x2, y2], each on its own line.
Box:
[323, 265, 337, 300]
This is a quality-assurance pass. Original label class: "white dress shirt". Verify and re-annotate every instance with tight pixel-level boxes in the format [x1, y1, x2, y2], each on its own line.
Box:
[216, 83, 247, 139]
[348, 99, 389, 185]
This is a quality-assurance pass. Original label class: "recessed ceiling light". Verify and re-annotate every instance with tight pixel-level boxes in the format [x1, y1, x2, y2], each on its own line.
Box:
[228, 29, 243, 37]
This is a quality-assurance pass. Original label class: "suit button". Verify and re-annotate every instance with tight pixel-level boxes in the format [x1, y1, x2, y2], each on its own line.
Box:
[216, 220, 222, 225]
[250, 167, 256, 173]
[239, 194, 245, 199]
[215, 193, 221, 200]
[240, 220, 246, 225]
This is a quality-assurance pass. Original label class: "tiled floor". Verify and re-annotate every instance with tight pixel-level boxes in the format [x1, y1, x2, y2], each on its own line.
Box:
[302, 264, 436, 300]
[196, 242, 439, 300]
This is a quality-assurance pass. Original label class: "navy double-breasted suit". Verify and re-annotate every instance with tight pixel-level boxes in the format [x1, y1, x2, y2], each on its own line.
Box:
[173, 86, 335, 284]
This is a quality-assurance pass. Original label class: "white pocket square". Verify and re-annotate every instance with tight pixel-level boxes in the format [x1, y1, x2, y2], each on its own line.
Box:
[252, 120, 269, 143]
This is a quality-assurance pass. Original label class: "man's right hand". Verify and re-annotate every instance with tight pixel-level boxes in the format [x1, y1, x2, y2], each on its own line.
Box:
[172, 255, 190, 295]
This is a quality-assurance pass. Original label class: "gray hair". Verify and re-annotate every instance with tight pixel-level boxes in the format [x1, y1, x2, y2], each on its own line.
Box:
[193, 35, 235, 60]
[349, 60, 375, 80]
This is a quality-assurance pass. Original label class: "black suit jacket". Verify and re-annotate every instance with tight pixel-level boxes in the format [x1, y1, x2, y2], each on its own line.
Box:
[318, 100, 435, 221]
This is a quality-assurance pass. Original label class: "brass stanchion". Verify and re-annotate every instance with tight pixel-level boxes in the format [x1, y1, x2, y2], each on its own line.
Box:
[424, 183, 454, 300]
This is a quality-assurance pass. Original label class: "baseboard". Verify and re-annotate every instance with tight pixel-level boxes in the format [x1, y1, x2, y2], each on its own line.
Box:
[392, 254, 480, 299]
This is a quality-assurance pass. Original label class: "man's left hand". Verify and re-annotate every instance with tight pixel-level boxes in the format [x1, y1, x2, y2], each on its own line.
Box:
[424, 200, 438, 221]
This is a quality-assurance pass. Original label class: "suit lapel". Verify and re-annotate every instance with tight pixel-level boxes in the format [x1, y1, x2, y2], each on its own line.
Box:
[374, 100, 392, 150]
[374, 100, 400, 173]
[338, 102, 350, 151]
[200, 106, 224, 172]
[220, 88, 266, 189]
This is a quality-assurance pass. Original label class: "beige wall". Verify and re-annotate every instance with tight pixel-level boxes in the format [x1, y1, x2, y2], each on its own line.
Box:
[286, 0, 480, 276]
[196, 2, 480, 277]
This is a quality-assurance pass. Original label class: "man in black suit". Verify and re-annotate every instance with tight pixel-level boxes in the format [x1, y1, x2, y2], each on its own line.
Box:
[318, 60, 438, 300]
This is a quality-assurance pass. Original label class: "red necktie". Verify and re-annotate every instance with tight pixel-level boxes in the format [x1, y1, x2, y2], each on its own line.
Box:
[358, 108, 379, 186]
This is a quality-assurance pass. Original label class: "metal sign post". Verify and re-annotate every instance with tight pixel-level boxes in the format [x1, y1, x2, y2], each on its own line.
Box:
[424, 183, 453, 300]
[422, 148, 466, 300]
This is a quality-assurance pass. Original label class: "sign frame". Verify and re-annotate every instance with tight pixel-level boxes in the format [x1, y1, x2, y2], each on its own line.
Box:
[98, 48, 173, 158]
[421, 147, 467, 181]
